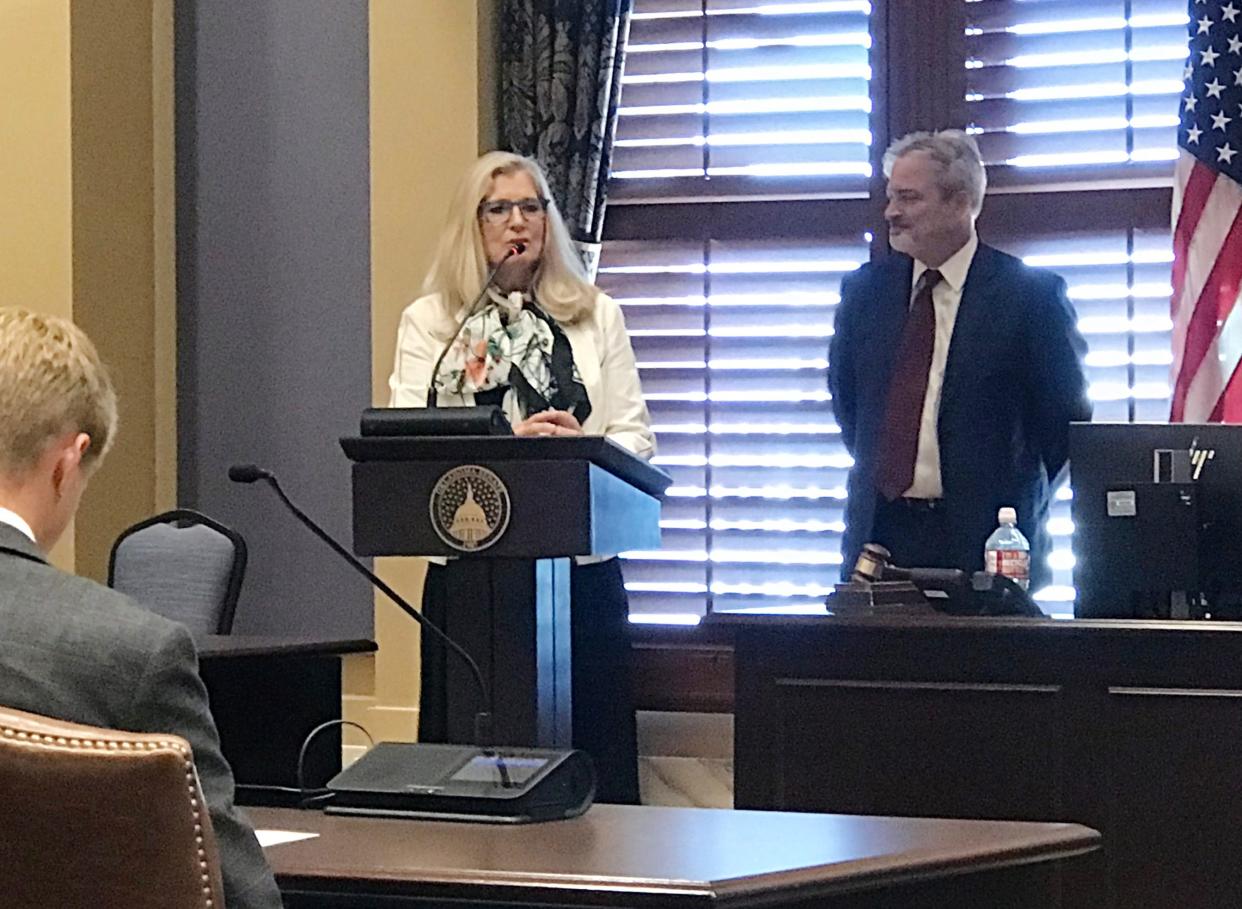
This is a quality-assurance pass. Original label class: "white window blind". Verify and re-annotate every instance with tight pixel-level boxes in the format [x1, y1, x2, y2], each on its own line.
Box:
[611, 0, 877, 622]
[965, 0, 1186, 187]
[964, 0, 1182, 604]
[610, 226, 1175, 617]
[981, 228, 1175, 601]
[613, 0, 875, 201]
[603, 236, 866, 621]
[608, 0, 1184, 622]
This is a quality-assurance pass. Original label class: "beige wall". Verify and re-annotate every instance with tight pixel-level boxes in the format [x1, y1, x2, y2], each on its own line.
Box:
[0, 1, 74, 566]
[71, 0, 177, 579]
[0, 1, 73, 313]
[0, 0, 174, 575]
[347, 0, 497, 752]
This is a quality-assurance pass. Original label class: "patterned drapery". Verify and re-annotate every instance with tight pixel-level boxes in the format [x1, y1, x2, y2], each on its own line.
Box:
[500, 0, 632, 258]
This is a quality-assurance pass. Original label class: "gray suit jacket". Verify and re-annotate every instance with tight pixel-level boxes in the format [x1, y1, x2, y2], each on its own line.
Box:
[0, 523, 282, 908]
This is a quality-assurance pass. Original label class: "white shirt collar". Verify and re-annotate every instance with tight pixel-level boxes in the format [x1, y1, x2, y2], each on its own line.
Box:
[0, 507, 37, 544]
[912, 230, 978, 293]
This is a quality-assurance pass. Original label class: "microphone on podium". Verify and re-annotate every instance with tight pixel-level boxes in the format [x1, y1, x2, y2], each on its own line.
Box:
[427, 242, 527, 408]
[227, 463, 494, 746]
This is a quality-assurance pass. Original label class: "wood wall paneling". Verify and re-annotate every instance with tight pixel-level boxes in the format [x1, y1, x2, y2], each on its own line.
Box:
[731, 617, 1242, 909]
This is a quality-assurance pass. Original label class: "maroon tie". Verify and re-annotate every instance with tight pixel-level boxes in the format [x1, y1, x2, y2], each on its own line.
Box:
[875, 269, 942, 501]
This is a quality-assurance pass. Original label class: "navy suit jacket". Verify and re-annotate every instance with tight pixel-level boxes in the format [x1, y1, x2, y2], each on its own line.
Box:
[828, 244, 1091, 590]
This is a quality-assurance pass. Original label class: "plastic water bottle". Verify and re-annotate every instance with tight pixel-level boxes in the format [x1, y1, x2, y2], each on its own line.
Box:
[984, 507, 1030, 590]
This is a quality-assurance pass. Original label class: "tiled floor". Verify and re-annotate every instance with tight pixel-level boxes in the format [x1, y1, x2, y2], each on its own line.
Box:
[637, 711, 734, 808]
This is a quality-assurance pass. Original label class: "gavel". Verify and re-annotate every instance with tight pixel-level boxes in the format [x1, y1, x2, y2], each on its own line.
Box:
[850, 542, 967, 589]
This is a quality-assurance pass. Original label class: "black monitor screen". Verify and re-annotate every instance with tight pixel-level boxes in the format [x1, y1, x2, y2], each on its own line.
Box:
[1069, 422, 1242, 618]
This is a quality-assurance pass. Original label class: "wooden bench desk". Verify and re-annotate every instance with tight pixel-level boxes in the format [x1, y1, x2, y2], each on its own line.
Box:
[254, 803, 1098, 908]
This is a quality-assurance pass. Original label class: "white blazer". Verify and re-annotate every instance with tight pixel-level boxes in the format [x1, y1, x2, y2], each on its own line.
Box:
[388, 291, 655, 460]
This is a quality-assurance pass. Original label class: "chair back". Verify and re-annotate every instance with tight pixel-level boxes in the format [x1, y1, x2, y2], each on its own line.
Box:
[109, 509, 247, 635]
[0, 705, 226, 909]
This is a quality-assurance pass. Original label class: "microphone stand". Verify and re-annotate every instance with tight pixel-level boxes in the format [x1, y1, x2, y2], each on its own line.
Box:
[427, 243, 526, 408]
[230, 466, 496, 749]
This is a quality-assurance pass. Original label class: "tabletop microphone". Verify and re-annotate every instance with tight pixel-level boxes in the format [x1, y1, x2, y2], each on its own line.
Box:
[427, 242, 527, 408]
[227, 464, 273, 484]
[229, 464, 495, 747]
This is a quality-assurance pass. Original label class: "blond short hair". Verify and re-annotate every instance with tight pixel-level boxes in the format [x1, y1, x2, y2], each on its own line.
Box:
[422, 151, 597, 335]
[0, 308, 117, 475]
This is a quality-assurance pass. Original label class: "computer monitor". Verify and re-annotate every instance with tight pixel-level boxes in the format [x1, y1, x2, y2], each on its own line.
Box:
[1069, 422, 1242, 619]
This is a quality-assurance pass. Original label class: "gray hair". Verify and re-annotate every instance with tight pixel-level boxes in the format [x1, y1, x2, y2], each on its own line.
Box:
[882, 130, 987, 216]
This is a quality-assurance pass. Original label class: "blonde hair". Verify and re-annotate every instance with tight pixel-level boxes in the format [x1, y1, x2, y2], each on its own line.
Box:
[423, 151, 597, 335]
[0, 308, 117, 475]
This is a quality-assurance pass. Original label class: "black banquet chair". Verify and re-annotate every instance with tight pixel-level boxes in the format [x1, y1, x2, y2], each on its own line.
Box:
[108, 509, 247, 636]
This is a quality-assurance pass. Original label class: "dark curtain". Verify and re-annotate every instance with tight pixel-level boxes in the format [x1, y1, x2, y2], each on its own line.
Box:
[500, 0, 632, 259]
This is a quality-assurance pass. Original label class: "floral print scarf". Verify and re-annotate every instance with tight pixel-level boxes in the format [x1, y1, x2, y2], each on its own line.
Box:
[432, 288, 592, 427]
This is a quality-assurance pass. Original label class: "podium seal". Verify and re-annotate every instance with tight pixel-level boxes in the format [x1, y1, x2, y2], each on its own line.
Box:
[429, 465, 511, 552]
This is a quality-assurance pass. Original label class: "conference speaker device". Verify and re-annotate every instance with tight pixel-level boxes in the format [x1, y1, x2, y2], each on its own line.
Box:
[324, 743, 595, 824]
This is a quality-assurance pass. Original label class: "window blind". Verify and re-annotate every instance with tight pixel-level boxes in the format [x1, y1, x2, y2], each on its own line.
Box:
[613, 0, 875, 201]
[965, 0, 1186, 188]
[609, 227, 1175, 617]
[602, 236, 866, 621]
[607, 0, 1184, 622]
[981, 227, 1175, 601]
[964, 0, 1182, 603]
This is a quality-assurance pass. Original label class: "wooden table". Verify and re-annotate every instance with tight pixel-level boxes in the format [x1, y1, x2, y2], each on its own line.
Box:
[198, 636, 375, 804]
[727, 612, 1242, 908]
[252, 804, 1098, 908]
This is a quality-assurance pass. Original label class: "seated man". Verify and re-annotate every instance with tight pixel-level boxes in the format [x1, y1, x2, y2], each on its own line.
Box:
[0, 308, 281, 908]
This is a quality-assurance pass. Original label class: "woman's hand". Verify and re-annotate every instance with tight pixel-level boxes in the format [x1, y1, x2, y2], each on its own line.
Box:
[513, 410, 584, 437]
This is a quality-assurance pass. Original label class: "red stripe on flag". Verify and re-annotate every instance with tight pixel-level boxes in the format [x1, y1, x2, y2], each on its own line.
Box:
[1171, 162, 1218, 304]
[1210, 359, 1242, 422]
[1171, 207, 1242, 421]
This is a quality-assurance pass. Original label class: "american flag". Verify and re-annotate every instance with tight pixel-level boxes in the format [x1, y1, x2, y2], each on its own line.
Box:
[1171, 0, 1242, 422]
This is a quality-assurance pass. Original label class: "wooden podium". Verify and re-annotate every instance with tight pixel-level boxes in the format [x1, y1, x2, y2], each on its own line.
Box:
[341, 435, 668, 748]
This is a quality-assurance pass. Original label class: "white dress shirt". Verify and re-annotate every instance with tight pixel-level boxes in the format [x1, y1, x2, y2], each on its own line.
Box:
[0, 507, 37, 544]
[904, 232, 979, 500]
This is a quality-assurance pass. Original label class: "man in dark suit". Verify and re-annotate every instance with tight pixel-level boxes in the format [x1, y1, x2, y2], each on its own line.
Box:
[829, 130, 1091, 591]
[0, 308, 282, 908]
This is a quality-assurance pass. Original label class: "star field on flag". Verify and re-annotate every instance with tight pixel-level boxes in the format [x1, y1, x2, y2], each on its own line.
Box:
[1170, 0, 1242, 422]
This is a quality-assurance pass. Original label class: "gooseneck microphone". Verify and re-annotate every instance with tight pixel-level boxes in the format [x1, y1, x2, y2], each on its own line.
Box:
[226, 464, 273, 484]
[426, 242, 527, 408]
[228, 464, 495, 747]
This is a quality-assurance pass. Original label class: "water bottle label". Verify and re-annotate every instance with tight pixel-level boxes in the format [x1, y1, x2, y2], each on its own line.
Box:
[986, 549, 1030, 581]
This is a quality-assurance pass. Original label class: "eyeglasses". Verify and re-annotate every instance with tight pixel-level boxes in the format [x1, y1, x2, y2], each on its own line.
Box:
[478, 197, 549, 225]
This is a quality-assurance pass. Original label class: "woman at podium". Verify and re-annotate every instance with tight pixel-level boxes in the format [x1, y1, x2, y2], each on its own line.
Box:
[387, 151, 654, 804]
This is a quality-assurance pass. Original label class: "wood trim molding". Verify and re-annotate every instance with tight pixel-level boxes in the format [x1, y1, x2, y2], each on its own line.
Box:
[978, 187, 1174, 237]
[604, 197, 873, 242]
[630, 624, 735, 713]
[879, 0, 968, 139]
